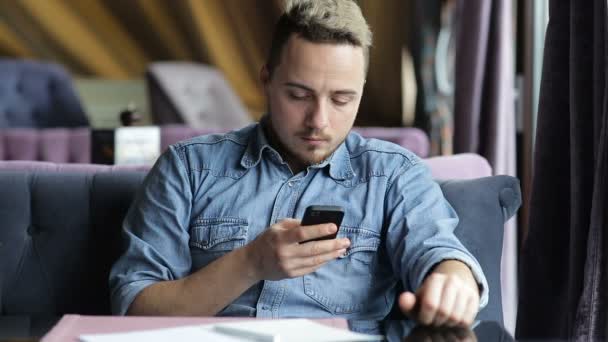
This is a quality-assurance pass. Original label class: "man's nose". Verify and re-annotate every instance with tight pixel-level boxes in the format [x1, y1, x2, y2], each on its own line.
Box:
[306, 99, 329, 130]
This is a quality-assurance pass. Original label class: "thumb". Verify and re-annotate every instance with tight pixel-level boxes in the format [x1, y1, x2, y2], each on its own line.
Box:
[399, 291, 417, 316]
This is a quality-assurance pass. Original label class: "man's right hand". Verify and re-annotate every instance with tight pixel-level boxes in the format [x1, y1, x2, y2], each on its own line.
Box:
[244, 219, 351, 280]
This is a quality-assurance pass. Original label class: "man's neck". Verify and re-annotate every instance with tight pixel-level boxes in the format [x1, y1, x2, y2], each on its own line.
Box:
[260, 117, 305, 174]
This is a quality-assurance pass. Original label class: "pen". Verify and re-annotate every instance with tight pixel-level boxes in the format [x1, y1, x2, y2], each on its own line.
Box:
[213, 325, 281, 342]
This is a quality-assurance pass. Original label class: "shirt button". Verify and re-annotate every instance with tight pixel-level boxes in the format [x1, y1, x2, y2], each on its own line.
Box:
[287, 181, 293, 187]
[262, 305, 270, 310]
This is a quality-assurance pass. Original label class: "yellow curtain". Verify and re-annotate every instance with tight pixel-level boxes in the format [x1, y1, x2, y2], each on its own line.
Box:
[0, 0, 408, 125]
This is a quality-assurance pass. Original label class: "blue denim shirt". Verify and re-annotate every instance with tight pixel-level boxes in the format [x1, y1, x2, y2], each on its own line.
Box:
[110, 123, 488, 321]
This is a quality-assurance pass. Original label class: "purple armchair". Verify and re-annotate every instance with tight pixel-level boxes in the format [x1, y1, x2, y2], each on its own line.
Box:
[0, 125, 429, 163]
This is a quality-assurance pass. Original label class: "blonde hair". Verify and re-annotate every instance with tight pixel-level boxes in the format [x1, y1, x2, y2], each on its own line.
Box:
[266, 0, 372, 76]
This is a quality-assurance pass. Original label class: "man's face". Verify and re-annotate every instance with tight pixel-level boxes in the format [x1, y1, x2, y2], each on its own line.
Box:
[262, 34, 366, 171]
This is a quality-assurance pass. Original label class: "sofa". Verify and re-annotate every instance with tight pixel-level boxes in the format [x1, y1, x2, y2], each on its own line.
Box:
[0, 125, 430, 162]
[0, 59, 89, 128]
[0, 154, 520, 327]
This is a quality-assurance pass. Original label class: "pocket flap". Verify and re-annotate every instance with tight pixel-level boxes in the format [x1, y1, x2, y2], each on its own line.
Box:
[337, 226, 380, 258]
[189, 217, 248, 251]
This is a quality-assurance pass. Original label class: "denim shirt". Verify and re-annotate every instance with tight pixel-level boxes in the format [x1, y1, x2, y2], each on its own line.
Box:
[109, 123, 488, 322]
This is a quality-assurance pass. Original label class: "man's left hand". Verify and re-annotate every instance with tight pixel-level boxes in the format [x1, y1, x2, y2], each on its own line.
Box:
[399, 260, 480, 327]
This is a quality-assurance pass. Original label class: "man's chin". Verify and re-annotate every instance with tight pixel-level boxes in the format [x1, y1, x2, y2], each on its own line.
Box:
[299, 152, 331, 166]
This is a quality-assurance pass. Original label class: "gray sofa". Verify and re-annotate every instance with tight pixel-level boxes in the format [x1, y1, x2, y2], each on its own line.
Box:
[0, 59, 89, 128]
[0, 155, 520, 326]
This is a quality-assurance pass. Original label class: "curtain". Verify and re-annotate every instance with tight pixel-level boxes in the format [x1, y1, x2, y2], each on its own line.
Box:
[452, 0, 517, 333]
[516, 0, 608, 339]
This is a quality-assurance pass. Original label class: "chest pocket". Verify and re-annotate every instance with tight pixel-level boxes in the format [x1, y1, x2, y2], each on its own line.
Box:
[303, 226, 380, 315]
[189, 217, 248, 269]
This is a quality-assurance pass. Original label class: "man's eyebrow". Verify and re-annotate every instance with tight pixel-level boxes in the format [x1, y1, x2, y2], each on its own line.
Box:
[284, 82, 314, 92]
[284, 82, 358, 95]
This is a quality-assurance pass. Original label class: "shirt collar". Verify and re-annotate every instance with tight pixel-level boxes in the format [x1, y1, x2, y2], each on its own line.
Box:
[240, 120, 355, 181]
[318, 141, 355, 181]
[240, 121, 273, 169]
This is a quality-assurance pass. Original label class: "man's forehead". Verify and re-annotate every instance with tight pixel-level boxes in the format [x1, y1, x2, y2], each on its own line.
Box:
[277, 36, 365, 90]
[283, 81, 359, 95]
[283, 36, 364, 68]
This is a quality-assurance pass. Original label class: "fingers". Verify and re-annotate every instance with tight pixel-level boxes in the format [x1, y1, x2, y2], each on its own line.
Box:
[274, 219, 350, 258]
[255, 219, 351, 280]
[292, 237, 350, 257]
[291, 247, 348, 268]
[417, 274, 443, 325]
[462, 294, 479, 326]
[398, 291, 417, 318]
[446, 290, 469, 327]
[409, 273, 480, 328]
[276, 218, 302, 230]
[281, 248, 347, 277]
[285, 220, 338, 243]
[433, 279, 458, 326]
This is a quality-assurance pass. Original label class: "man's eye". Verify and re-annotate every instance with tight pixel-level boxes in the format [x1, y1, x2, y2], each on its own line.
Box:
[332, 97, 351, 106]
[288, 92, 309, 100]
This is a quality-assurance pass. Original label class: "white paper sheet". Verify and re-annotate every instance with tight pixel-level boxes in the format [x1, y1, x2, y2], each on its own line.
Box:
[79, 319, 384, 342]
[208, 319, 383, 342]
[80, 325, 242, 342]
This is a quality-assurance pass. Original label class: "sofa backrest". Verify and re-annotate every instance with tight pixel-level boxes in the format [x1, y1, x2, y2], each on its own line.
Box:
[0, 59, 89, 128]
[0, 156, 520, 325]
[0, 170, 145, 315]
[0, 126, 430, 163]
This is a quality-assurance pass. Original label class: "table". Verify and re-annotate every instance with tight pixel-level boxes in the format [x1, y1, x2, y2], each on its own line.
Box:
[0, 315, 511, 342]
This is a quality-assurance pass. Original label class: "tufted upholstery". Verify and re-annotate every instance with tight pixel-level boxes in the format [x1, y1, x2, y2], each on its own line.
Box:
[0, 59, 89, 128]
[0, 125, 430, 162]
[0, 128, 90, 163]
[0, 155, 520, 326]
[0, 168, 145, 315]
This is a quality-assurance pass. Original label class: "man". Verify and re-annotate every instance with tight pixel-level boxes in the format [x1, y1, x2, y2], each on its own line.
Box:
[110, 0, 488, 330]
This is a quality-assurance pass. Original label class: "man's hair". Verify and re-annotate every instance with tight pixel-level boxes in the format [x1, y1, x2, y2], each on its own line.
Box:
[266, 0, 372, 77]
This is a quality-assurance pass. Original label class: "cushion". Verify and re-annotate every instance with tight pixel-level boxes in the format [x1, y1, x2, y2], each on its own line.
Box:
[440, 175, 521, 324]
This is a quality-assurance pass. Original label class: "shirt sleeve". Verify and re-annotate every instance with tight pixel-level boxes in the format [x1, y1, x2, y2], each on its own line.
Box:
[384, 159, 489, 309]
[109, 145, 193, 315]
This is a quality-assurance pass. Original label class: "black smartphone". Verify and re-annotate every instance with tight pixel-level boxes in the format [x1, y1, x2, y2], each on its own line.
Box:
[300, 205, 345, 243]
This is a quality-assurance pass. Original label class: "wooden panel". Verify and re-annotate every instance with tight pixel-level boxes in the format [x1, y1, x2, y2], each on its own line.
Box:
[20, 0, 129, 77]
[0, 20, 32, 57]
[135, 0, 193, 60]
[68, 0, 149, 74]
[185, 0, 266, 117]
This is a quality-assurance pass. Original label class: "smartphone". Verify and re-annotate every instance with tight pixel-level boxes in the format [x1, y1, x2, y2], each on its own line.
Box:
[300, 205, 345, 243]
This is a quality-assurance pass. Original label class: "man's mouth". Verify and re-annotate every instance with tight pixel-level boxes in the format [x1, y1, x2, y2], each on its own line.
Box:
[300, 136, 329, 145]
[302, 137, 326, 141]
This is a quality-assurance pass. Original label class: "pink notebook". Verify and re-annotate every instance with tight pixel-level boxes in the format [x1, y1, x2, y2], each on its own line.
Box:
[41, 315, 348, 342]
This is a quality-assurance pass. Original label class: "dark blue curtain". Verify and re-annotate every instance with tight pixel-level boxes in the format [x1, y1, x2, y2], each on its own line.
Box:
[516, 0, 608, 339]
